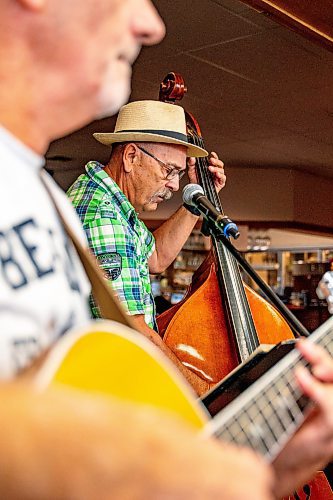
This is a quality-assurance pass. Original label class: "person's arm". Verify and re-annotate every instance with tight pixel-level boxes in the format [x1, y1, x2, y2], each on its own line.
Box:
[131, 314, 210, 396]
[0, 384, 274, 500]
[149, 152, 225, 274]
[272, 341, 333, 498]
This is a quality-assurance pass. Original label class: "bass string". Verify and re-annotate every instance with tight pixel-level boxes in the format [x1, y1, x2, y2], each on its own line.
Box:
[190, 132, 223, 213]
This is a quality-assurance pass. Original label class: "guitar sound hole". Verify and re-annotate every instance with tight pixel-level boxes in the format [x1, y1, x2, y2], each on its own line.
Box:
[292, 484, 311, 500]
[303, 484, 311, 499]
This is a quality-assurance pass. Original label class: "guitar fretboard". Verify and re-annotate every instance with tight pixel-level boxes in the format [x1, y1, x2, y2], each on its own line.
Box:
[206, 316, 333, 462]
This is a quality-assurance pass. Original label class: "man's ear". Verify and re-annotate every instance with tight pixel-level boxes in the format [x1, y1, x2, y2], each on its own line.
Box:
[16, 0, 45, 12]
[122, 143, 140, 174]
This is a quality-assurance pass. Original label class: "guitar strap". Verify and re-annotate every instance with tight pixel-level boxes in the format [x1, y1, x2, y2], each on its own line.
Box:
[40, 170, 134, 329]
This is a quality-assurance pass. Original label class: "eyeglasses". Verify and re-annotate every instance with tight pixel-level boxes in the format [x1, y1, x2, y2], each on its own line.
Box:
[136, 145, 186, 181]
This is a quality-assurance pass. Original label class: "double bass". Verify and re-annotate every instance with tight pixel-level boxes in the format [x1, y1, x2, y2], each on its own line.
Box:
[156, 72, 333, 499]
[157, 72, 297, 388]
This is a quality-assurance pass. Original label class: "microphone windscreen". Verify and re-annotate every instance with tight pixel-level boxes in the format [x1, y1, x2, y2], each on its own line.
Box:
[182, 183, 204, 205]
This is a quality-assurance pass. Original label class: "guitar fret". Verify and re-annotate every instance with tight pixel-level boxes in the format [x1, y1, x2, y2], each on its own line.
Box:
[266, 400, 288, 435]
[275, 384, 302, 426]
[320, 335, 333, 356]
[217, 410, 271, 455]
[272, 379, 295, 417]
[218, 423, 239, 444]
[278, 372, 311, 424]
[239, 407, 272, 452]
[255, 394, 279, 441]
[224, 420, 245, 442]
[245, 402, 276, 451]
[243, 405, 274, 455]
[213, 379, 304, 460]
[216, 393, 280, 455]
[312, 320, 333, 355]
[207, 317, 333, 462]
[217, 420, 254, 450]
[257, 391, 288, 446]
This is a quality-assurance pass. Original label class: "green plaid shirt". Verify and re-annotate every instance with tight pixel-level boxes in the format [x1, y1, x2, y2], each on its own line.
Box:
[67, 161, 156, 329]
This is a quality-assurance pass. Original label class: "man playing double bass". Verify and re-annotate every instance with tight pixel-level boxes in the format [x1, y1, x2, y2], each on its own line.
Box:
[67, 99, 226, 396]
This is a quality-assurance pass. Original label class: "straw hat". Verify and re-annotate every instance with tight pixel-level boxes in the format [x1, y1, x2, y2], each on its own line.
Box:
[93, 100, 208, 157]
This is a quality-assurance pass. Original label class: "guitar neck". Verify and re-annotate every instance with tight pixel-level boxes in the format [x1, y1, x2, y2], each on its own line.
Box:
[206, 316, 333, 462]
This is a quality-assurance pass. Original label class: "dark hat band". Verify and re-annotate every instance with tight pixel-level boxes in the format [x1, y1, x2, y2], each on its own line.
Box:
[116, 129, 189, 143]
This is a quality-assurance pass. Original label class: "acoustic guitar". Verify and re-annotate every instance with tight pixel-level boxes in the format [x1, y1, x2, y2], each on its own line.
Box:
[34, 317, 333, 498]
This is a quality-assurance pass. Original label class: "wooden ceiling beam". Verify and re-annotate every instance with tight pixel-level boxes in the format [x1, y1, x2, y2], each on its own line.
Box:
[240, 0, 333, 51]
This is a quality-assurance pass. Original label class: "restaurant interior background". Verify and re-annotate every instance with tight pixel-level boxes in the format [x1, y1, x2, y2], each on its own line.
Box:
[45, 0, 333, 332]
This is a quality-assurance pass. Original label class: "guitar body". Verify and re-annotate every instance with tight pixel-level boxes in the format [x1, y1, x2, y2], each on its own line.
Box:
[35, 320, 207, 430]
[290, 474, 333, 499]
[35, 320, 333, 500]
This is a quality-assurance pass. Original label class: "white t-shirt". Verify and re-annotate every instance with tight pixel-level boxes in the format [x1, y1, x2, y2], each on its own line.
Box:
[0, 126, 91, 379]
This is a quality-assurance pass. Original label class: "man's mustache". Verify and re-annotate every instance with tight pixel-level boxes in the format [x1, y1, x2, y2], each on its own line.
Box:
[161, 190, 173, 201]
[152, 189, 173, 201]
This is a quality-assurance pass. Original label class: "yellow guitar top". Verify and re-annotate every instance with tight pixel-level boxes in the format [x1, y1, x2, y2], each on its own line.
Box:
[34, 320, 208, 430]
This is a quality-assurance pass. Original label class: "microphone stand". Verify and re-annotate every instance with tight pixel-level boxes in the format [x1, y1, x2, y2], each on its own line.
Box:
[204, 222, 310, 338]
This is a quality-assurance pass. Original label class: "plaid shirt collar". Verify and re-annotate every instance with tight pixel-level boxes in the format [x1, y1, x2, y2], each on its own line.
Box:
[85, 160, 137, 225]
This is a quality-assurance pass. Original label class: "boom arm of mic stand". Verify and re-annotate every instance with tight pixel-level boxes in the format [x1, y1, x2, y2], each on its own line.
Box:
[207, 224, 309, 338]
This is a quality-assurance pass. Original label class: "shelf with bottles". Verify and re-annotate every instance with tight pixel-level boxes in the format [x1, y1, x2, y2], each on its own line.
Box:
[149, 229, 211, 306]
[173, 251, 206, 272]
[150, 274, 187, 309]
[170, 266, 195, 290]
[151, 230, 333, 316]
[182, 229, 211, 252]
[241, 251, 280, 288]
[243, 252, 279, 267]
[171, 231, 210, 286]
[249, 263, 279, 271]
[241, 248, 333, 314]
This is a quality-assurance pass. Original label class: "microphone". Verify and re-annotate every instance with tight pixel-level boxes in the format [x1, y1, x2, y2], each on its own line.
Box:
[183, 184, 240, 239]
